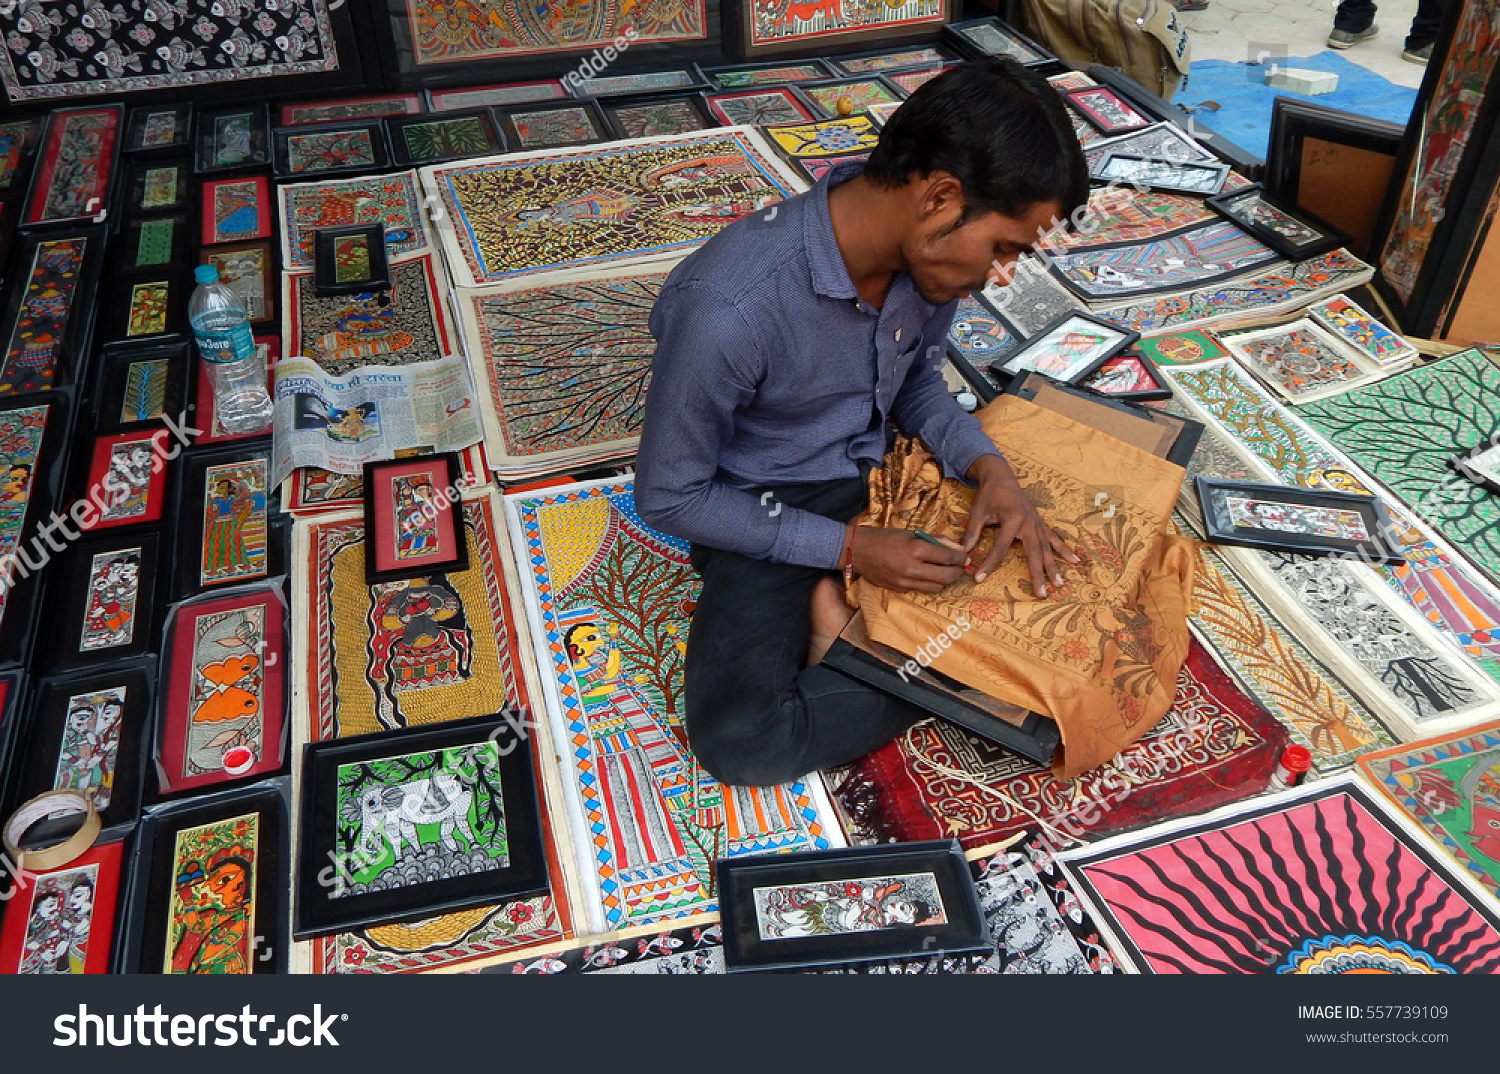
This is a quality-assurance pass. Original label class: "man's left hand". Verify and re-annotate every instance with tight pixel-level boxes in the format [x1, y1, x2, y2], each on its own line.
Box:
[962, 454, 1079, 597]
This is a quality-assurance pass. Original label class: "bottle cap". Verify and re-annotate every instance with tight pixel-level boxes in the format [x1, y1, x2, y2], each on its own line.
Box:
[194, 264, 219, 285]
[1281, 745, 1312, 775]
[955, 391, 978, 412]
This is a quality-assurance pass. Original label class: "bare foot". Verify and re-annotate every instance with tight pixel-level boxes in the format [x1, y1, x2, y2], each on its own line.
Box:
[807, 576, 856, 667]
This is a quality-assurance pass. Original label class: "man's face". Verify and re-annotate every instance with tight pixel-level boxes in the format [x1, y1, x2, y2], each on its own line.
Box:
[905, 194, 1062, 306]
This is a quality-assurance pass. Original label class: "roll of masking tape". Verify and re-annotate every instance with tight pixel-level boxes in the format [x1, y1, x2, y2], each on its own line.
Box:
[3, 790, 100, 872]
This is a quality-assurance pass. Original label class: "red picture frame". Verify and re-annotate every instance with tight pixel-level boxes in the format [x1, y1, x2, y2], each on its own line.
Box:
[156, 586, 286, 795]
[1063, 86, 1153, 135]
[0, 838, 124, 974]
[200, 176, 272, 246]
[704, 86, 817, 126]
[80, 429, 170, 531]
[362, 453, 469, 583]
[22, 105, 122, 227]
[193, 335, 277, 445]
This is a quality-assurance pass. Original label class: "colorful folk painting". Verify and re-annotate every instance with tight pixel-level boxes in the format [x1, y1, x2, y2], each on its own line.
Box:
[705, 88, 813, 126]
[283, 97, 422, 125]
[333, 742, 509, 898]
[399, 116, 498, 160]
[981, 261, 1080, 336]
[1081, 354, 1158, 395]
[463, 268, 664, 473]
[798, 152, 869, 183]
[134, 218, 176, 267]
[1050, 221, 1278, 300]
[753, 873, 946, 939]
[15, 863, 101, 974]
[1219, 189, 1323, 246]
[139, 111, 180, 147]
[99, 438, 157, 523]
[747, 0, 944, 51]
[803, 80, 901, 117]
[140, 165, 179, 210]
[125, 280, 170, 338]
[1307, 296, 1413, 364]
[1062, 781, 1500, 973]
[80, 548, 142, 652]
[289, 255, 448, 375]
[997, 315, 1124, 380]
[0, 238, 87, 396]
[405, 0, 707, 65]
[712, 63, 828, 88]
[165, 813, 259, 974]
[508, 480, 838, 932]
[286, 129, 377, 174]
[392, 475, 439, 559]
[1223, 324, 1368, 400]
[120, 359, 168, 425]
[211, 113, 258, 167]
[509, 106, 602, 148]
[1299, 350, 1500, 584]
[424, 130, 801, 287]
[200, 460, 268, 587]
[1081, 122, 1217, 171]
[206, 245, 270, 321]
[53, 688, 126, 809]
[279, 172, 428, 270]
[29, 109, 117, 224]
[1134, 329, 1228, 365]
[0, 0, 336, 102]
[957, 20, 1047, 62]
[573, 71, 699, 96]
[1053, 188, 1215, 250]
[1359, 723, 1500, 898]
[947, 294, 1021, 369]
[183, 602, 266, 778]
[888, 66, 946, 94]
[0, 120, 36, 190]
[1066, 88, 1149, 132]
[0, 403, 48, 630]
[207, 179, 268, 245]
[607, 100, 709, 139]
[836, 47, 947, 74]
[333, 234, 371, 283]
[1378, 0, 1500, 301]
[1219, 494, 1371, 541]
[763, 115, 881, 158]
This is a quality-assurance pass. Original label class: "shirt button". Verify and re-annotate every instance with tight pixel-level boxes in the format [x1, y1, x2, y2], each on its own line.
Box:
[894, 328, 903, 342]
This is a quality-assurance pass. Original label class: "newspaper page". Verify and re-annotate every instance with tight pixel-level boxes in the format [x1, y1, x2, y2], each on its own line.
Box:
[270, 354, 482, 489]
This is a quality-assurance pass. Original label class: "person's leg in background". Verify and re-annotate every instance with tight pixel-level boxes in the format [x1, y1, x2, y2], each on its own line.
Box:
[1402, 0, 1449, 62]
[1329, 0, 1380, 47]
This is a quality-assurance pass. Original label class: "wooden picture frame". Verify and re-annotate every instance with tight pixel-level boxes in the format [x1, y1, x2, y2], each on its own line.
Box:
[312, 224, 391, 296]
[44, 530, 163, 672]
[1208, 184, 1344, 260]
[123, 104, 193, 156]
[1004, 373, 1203, 468]
[1091, 152, 1231, 196]
[1063, 86, 1153, 135]
[293, 714, 547, 938]
[1194, 476, 1407, 565]
[201, 242, 277, 326]
[155, 586, 288, 797]
[194, 105, 271, 176]
[0, 393, 73, 672]
[495, 100, 611, 152]
[385, 110, 506, 165]
[21, 104, 123, 228]
[361, 454, 468, 584]
[171, 445, 282, 600]
[727, 0, 954, 61]
[0, 118, 40, 196]
[827, 44, 958, 76]
[0, 836, 126, 975]
[200, 176, 273, 247]
[717, 840, 988, 971]
[104, 270, 189, 345]
[90, 342, 193, 437]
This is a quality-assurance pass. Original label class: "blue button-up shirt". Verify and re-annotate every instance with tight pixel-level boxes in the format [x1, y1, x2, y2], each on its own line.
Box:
[634, 162, 1001, 570]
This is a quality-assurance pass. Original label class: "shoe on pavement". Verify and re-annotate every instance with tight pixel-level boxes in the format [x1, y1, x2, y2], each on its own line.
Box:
[1402, 43, 1434, 64]
[1327, 25, 1378, 48]
[1171, 0, 1210, 11]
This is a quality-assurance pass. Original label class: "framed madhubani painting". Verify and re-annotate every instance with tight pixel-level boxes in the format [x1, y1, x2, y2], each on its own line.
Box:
[945, 292, 1024, 374]
[568, 69, 708, 99]
[1134, 329, 1230, 366]
[0, 396, 65, 665]
[21, 105, 122, 227]
[13, 668, 152, 832]
[944, 16, 1052, 65]
[123, 783, 287, 974]
[761, 115, 881, 160]
[203, 243, 277, 325]
[0, 118, 39, 193]
[704, 87, 816, 126]
[277, 171, 429, 271]
[986, 312, 1138, 385]
[157, 586, 287, 794]
[828, 45, 956, 76]
[1305, 295, 1416, 366]
[1047, 220, 1280, 302]
[1081, 121, 1219, 173]
[194, 105, 270, 175]
[0, 230, 101, 396]
[1208, 184, 1343, 261]
[122, 215, 188, 272]
[92, 344, 191, 436]
[361, 454, 468, 583]
[82, 429, 169, 532]
[287, 254, 452, 375]
[886, 65, 952, 95]
[274, 122, 389, 178]
[795, 152, 870, 184]
[174, 447, 281, 599]
[717, 841, 987, 971]
[701, 60, 833, 89]
[1193, 477, 1406, 565]
[201, 176, 272, 247]
[730, 0, 952, 60]
[495, 102, 610, 151]
[428, 81, 568, 111]
[106, 271, 186, 344]
[800, 77, 905, 119]
[311, 224, 390, 297]
[386, 110, 505, 165]
[124, 105, 192, 156]
[280, 94, 423, 126]
[294, 715, 546, 937]
[193, 336, 277, 447]
[1091, 152, 1230, 196]
[1063, 87, 1153, 135]
[602, 95, 714, 140]
[1079, 350, 1172, 401]
[0, 838, 124, 975]
[1218, 317, 1386, 402]
[126, 160, 190, 214]
[46, 531, 162, 671]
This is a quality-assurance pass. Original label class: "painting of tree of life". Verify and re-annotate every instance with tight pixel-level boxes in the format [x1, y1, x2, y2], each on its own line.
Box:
[507, 480, 839, 933]
[333, 742, 509, 899]
[165, 813, 258, 974]
[421, 130, 803, 287]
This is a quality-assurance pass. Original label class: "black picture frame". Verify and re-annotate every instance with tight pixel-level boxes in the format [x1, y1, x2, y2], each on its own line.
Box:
[943, 16, 1054, 66]
[1004, 373, 1203, 468]
[0, 225, 107, 396]
[1448, 436, 1500, 497]
[170, 443, 285, 602]
[985, 311, 1139, 387]
[0, 669, 23, 803]
[1207, 184, 1344, 261]
[568, 67, 711, 99]
[0, 117, 41, 199]
[600, 94, 716, 140]
[1077, 349, 1174, 402]
[118, 213, 190, 273]
[1194, 476, 1407, 566]
[124, 159, 191, 215]
[194, 105, 271, 176]
[1090, 152, 1231, 197]
[123, 104, 193, 157]
[273, 121, 391, 180]
[360, 453, 469, 584]
[385, 109, 506, 165]
[699, 58, 836, 91]
[294, 714, 547, 939]
[312, 224, 391, 296]
[495, 100, 611, 152]
[102, 270, 190, 347]
[798, 75, 908, 119]
[89, 341, 194, 437]
[9, 664, 156, 835]
[42, 529, 165, 673]
[717, 840, 988, 972]
[118, 778, 289, 974]
[825, 43, 960, 76]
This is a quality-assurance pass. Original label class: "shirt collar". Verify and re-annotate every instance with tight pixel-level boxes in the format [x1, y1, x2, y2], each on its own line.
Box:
[802, 160, 866, 301]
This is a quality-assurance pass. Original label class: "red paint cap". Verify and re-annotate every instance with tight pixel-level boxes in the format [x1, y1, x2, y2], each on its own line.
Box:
[1281, 746, 1312, 775]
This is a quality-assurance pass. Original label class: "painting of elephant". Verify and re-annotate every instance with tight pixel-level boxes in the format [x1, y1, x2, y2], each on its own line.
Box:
[355, 772, 476, 864]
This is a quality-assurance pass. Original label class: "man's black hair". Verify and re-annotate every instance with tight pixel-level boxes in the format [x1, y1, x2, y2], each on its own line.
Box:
[863, 57, 1089, 230]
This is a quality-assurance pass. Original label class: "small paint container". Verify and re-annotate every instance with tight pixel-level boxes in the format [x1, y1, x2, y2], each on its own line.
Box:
[222, 746, 256, 776]
[1268, 745, 1312, 791]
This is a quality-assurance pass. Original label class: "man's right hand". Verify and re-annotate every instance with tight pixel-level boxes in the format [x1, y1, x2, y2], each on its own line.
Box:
[850, 527, 967, 593]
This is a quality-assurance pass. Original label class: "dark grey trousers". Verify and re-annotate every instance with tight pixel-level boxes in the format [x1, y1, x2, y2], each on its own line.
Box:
[1334, 0, 1447, 48]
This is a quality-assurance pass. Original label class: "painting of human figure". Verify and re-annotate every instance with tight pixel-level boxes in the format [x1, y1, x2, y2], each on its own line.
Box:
[164, 813, 258, 975]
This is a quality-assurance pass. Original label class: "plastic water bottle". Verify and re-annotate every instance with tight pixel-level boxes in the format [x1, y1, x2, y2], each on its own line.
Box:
[190, 263, 271, 434]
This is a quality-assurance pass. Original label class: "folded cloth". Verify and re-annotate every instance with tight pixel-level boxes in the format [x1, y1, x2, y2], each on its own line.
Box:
[847, 394, 1197, 778]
